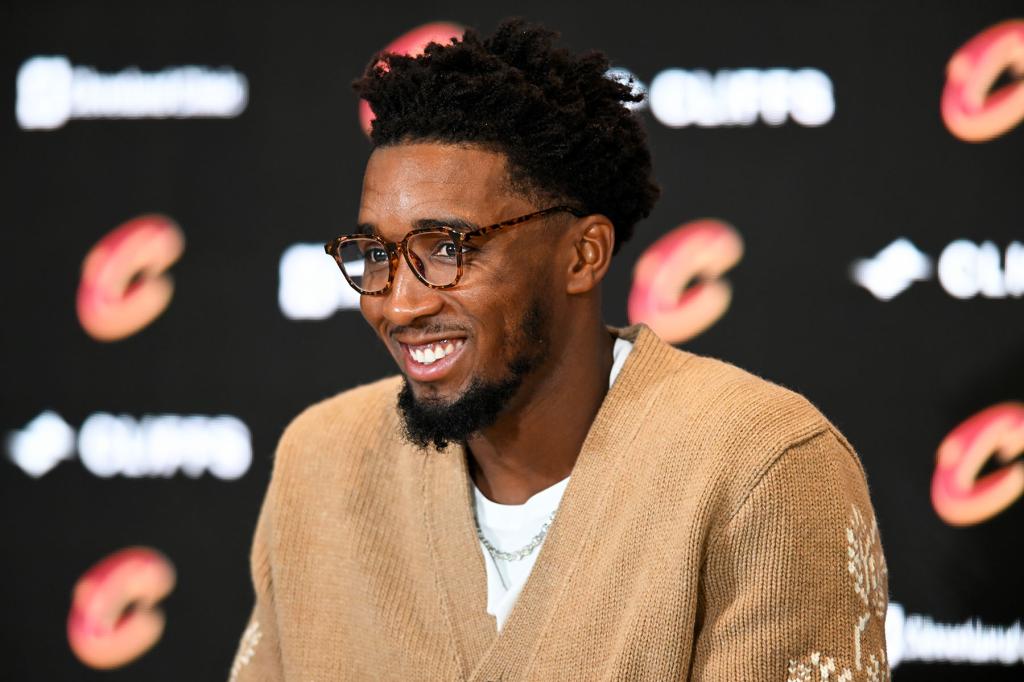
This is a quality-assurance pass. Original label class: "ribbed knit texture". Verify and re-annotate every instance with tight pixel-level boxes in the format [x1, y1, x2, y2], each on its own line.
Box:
[229, 324, 889, 681]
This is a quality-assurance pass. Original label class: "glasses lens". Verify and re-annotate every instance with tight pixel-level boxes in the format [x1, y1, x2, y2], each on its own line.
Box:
[407, 231, 460, 287]
[336, 237, 390, 293]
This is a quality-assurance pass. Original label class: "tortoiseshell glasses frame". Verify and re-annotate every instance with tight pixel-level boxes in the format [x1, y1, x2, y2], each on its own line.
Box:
[324, 205, 584, 296]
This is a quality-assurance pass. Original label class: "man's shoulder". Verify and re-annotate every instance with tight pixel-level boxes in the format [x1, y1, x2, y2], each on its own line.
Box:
[627, 326, 831, 448]
[672, 351, 827, 434]
[628, 329, 859, 492]
[673, 350, 852, 462]
[629, 333, 868, 533]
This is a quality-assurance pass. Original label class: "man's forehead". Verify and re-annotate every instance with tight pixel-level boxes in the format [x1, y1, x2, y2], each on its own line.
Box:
[360, 142, 517, 218]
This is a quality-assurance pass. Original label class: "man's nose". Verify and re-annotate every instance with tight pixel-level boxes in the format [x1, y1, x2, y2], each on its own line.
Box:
[381, 253, 443, 326]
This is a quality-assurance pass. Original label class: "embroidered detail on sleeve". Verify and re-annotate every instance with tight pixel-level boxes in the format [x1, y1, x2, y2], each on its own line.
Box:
[847, 506, 886, 620]
[787, 652, 852, 682]
[786, 506, 890, 681]
[787, 651, 887, 682]
[846, 504, 887, 671]
[229, 619, 263, 681]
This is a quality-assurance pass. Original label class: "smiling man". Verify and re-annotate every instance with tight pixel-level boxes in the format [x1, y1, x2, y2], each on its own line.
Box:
[230, 19, 889, 682]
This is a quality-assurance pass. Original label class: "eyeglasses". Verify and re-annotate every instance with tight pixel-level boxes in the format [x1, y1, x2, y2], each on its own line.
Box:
[324, 205, 583, 295]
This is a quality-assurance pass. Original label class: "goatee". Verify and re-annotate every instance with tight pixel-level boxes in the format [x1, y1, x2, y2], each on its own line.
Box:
[396, 300, 549, 451]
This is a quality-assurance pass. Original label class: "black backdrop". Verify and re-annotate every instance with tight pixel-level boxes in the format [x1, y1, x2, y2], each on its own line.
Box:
[2, 1, 1023, 679]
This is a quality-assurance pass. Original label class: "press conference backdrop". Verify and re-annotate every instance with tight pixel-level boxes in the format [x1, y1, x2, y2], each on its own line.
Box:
[2, 1, 1023, 679]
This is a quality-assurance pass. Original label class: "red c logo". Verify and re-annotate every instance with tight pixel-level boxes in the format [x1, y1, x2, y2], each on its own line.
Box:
[358, 21, 465, 136]
[67, 547, 176, 669]
[941, 19, 1024, 142]
[76, 214, 185, 342]
[627, 219, 743, 343]
[932, 402, 1024, 526]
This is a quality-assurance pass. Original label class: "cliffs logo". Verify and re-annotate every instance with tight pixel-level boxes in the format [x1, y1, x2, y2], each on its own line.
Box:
[942, 19, 1024, 142]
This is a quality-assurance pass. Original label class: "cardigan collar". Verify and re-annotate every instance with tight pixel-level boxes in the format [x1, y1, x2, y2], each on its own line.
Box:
[421, 324, 687, 680]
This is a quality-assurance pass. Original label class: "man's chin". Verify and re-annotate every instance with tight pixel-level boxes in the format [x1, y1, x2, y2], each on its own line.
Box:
[404, 376, 466, 405]
[396, 372, 522, 451]
[394, 296, 550, 451]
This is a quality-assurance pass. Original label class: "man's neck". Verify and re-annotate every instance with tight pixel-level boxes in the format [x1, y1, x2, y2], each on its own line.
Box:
[467, 323, 616, 505]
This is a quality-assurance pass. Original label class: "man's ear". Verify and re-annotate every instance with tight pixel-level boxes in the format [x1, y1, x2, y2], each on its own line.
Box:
[565, 215, 615, 295]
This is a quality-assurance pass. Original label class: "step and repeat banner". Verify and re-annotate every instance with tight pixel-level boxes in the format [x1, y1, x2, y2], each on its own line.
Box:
[2, 1, 1023, 680]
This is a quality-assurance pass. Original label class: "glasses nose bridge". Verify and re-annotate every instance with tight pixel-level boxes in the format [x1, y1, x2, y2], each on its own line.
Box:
[382, 242, 443, 322]
[389, 236, 424, 284]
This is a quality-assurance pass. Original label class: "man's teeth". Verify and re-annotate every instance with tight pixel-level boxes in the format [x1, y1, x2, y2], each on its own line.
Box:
[409, 339, 463, 365]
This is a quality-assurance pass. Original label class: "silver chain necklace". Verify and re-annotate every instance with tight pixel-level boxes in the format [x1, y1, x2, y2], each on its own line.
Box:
[474, 511, 556, 562]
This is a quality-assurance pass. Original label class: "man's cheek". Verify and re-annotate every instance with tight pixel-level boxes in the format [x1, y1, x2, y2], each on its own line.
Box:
[359, 298, 386, 340]
[359, 297, 375, 328]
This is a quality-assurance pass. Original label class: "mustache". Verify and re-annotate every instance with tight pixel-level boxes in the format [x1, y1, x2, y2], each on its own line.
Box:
[389, 322, 471, 339]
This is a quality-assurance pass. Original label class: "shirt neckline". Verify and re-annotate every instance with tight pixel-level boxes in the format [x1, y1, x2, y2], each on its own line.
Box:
[470, 335, 634, 522]
[421, 324, 683, 679]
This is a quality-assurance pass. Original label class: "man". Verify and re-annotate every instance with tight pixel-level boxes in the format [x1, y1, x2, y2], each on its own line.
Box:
[230, 19, 889, 681]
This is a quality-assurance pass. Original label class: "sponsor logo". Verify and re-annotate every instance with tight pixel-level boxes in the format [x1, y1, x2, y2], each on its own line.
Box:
[850, 238, 932, 301]
[941, 19, 1024, 142]
[77, 214, 185, 342]
[17, 56, 247, 131]
[609, 66, 835, 128]
[627, 219, 743, 343]
[887, 602, 1024, 667]
[7, 410, 252, 480]
[932, 402, 1024, 526]
[851, 238, 1024, 300]
[68, 547, 175, 669]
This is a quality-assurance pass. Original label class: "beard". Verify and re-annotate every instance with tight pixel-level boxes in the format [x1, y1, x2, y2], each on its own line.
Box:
[396, 298, 550, 451]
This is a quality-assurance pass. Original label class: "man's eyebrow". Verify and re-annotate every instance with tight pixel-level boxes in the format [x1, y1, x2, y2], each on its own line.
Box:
[413, 217, 479, 232]
[355, 217, 481, 237]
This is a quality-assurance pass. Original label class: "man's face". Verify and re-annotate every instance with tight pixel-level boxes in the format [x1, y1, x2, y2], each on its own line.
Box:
[357, 143, 562, 445]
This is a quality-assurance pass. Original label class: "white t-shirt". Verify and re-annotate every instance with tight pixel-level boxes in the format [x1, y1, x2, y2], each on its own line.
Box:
[473, 336, 634, 630]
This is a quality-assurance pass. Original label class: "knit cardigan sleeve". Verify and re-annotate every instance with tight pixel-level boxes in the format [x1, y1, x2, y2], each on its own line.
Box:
[227, 475, 284, 681]
[690, 427, 890, 682]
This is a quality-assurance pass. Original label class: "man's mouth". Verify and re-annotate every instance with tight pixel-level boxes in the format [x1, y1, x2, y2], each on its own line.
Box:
[398, 337, 467, 382]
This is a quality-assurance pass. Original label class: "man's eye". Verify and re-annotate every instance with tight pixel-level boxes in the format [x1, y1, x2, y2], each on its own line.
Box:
[364, 248, 388, 263]
[432, 241, 461, 258]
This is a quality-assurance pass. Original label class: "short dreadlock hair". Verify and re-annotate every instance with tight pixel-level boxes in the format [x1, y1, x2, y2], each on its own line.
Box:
[352, 18, 660, 253]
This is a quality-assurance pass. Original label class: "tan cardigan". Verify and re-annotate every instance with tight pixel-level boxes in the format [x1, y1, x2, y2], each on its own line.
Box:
[229, 324, 889, 681]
